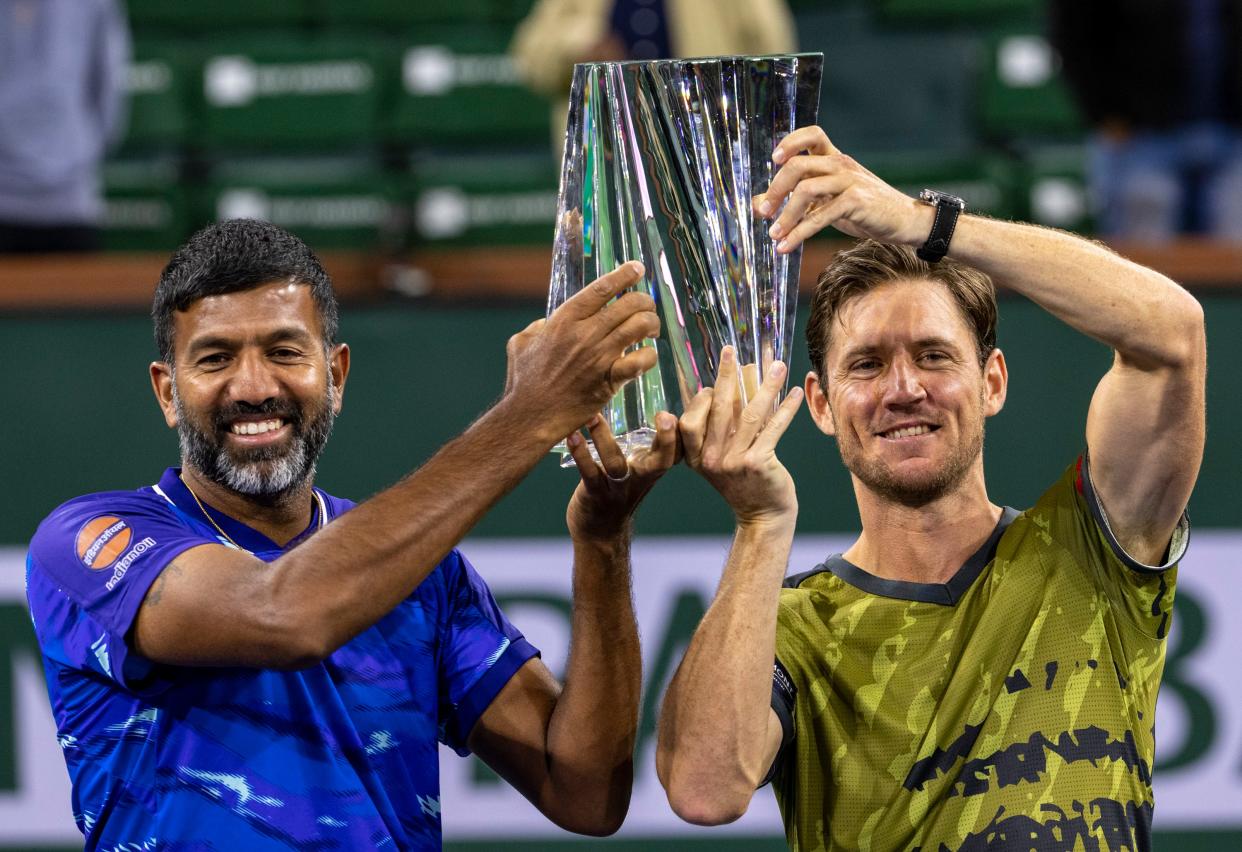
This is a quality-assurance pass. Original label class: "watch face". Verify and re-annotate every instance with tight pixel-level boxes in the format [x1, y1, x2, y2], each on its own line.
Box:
[920, 189, 966, 210]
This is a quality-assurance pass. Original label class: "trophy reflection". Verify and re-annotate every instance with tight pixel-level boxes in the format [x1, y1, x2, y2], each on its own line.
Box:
[547, 53, 823, 463]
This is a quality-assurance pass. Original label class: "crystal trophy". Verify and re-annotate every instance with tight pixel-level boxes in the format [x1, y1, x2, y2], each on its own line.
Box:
[547, 53, 823, 462]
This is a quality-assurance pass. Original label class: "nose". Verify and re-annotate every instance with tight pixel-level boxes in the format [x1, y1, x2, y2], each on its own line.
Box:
[228, 350, 280, 406]
[880, 356, 926, 407]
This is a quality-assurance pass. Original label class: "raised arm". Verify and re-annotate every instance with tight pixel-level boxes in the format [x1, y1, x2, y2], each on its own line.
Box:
[939, 218, 1203, 563]
[468, 412, 678, 836]
[134, 263, 661, 669]
[758, 126, 1206, 561]
[657, 349, 804, 824]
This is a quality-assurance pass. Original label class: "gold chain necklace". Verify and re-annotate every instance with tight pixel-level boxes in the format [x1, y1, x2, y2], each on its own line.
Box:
[179, 473, 325, 553]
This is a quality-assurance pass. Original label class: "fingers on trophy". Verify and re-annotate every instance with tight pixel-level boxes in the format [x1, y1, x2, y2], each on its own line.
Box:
[566, 409, 679, 489]
[681, 346, 804, 476]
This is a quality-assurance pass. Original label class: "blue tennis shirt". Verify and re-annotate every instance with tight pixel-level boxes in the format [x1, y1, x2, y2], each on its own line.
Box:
[25, 467, 539, 850]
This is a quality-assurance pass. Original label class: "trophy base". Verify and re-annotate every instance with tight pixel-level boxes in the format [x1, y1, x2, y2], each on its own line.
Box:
[553, 427, 658, 468]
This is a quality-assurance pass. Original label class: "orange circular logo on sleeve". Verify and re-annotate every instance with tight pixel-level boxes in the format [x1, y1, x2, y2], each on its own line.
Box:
[76, 516, 133, 570]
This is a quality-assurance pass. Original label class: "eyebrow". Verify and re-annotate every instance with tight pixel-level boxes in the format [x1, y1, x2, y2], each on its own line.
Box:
[183, 326, 318, 357]
[839, 336, 962, 362]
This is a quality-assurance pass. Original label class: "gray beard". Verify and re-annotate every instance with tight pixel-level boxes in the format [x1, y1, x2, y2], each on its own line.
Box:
[172, 380, 336, 500]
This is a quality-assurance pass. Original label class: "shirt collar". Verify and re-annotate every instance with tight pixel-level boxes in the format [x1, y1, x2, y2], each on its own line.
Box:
[156, 467, 326, 555]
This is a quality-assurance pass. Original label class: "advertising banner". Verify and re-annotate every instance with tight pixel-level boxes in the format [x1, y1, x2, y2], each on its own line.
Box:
[1, 533, 1239, 846]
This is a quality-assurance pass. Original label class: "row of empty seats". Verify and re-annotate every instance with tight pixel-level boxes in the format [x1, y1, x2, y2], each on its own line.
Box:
[104, 0, 1092, 253]
[125, 0, 537, 29]
[102, 146, 1090, 252]
[124, 32, 549, 151]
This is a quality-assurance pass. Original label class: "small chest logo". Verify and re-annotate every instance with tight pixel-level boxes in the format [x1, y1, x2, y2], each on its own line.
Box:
[76, 516, 133, 570]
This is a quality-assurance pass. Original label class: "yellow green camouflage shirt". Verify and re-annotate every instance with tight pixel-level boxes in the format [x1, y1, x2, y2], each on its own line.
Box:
[769, 457, 1188, 851]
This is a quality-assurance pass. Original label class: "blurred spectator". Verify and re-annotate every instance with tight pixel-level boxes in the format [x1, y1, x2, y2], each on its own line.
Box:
[511, 0, 796, 151]
[1049, 0, 1242, 241]
[0, 0, 130, 254]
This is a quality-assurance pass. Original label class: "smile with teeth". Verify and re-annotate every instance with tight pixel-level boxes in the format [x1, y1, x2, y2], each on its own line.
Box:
[880, 424, 936, 439]
[231, 419, 283, 436]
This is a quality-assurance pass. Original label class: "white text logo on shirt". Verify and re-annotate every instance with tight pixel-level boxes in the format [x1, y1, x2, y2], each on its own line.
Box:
[104, 537, 157, 591]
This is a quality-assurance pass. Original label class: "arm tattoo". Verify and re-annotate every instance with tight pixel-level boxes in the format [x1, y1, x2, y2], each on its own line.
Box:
[145, 560, 182, 607]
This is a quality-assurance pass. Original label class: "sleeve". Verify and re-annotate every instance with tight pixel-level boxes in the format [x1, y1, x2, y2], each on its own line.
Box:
[436, 549, 540, 755]
[509, 0, 609, 96]
[763, 587, 814, 787]
[1079, 452, 1185, 639]
[741, 0, 797, 56]
[760, 657, 797, 787]
[25, 491, 218, 693]
[1036, 455, 1187, 640]
[1046, 0, 1112, 124]
[91, 0, 131, 150]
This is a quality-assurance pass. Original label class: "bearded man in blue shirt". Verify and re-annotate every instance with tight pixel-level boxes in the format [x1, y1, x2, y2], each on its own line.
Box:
[26, 218, 673, 849]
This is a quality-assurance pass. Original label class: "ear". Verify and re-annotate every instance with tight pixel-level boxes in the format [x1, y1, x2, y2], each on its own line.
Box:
[329, 343, 351, 415]
[150, 362, 178, 429]
[804, 370, 836, 436]
[983, 348, 1008, 417]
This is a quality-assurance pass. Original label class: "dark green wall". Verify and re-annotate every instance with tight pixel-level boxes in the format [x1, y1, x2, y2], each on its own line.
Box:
[1, 295, 1238, 544]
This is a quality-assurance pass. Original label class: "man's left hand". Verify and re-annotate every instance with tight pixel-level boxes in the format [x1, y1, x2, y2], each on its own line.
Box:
[753, 125, 934, 253]
[565, 410, 679, 544]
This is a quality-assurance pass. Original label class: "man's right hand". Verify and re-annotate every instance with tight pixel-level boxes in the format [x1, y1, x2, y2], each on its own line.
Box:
[679, 346, 803, 527]
[503, 262, 660, 444]
[753, 125, 932, 254]
[658, 347, 802, 824]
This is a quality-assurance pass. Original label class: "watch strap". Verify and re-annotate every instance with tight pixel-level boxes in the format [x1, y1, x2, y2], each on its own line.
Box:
[916, 190, 963, 263]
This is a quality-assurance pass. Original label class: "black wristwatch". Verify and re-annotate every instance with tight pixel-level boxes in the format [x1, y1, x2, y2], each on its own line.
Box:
[916, 189, 965, 263]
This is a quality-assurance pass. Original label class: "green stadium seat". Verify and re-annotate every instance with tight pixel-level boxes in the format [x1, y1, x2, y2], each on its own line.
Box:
[126, 0, 311, 30]
[978, 30, 1082, 140]
[197, 36, 385, 149]
[407, 154, 558, 247]
[319, 0, 495, 26]
[862, 151, 1021, 220]
[795, 7, 979, 156]
[486, 0, 539, 23]
[383, 28, 550, 145]
[102, 158, 193, 251]
[203, 158, 401, 251]
[875, 0, 1040, 26]
[1018, 144, 1093, 233]
[121, 41, 194, 151]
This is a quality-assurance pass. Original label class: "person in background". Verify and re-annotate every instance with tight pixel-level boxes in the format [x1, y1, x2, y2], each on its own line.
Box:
[1050, 0, 1242, 241]
[510, 0, 796, 150]
[0, 0, 129, 254]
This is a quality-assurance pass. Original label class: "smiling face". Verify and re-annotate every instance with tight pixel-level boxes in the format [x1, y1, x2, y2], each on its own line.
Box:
[151, 280, 348, 500]
[806, 278, 1006, 507]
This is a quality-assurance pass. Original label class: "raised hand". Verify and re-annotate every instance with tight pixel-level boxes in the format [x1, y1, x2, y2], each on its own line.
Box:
[565, 409, 680, 543]
[679, 346, 803, 526]
[752, 126, 934, 254]
[504, 262, 661, 444]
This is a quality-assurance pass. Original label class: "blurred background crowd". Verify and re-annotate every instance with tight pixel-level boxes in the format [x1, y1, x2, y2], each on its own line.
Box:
[3, 0, 1240, 261]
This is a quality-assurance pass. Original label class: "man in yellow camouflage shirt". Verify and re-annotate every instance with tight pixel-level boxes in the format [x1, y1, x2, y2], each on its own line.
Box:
[655, 126, 1206, 851]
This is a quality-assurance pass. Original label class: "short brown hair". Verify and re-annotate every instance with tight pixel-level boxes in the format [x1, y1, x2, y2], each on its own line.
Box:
[805, 240, 998, 378]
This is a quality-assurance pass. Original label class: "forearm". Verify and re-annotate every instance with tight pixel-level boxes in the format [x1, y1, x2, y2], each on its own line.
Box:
[539, 533, 642, 835]
[271, 396, 560, 656]
[942, 217, 1204, 550]
[945, 216, 1204, 370]
[769, 126, 1199, 366]
[657, 518, 794, 824]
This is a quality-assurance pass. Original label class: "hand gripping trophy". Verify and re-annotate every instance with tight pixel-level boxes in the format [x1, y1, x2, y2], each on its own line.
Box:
[547, 53, 824, 462]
